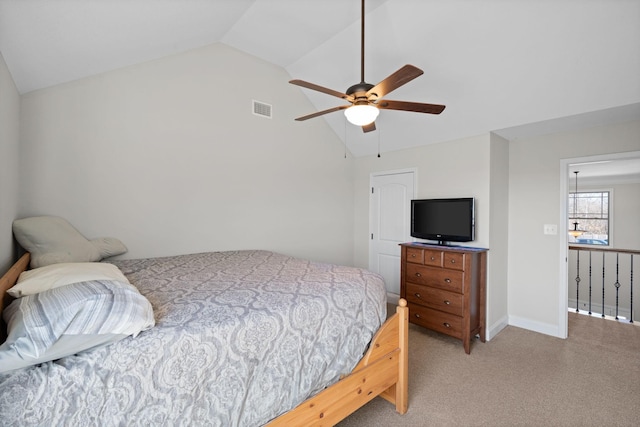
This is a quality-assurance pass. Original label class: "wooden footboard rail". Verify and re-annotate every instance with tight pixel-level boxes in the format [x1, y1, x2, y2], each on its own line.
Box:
[268, 299, 409, 426]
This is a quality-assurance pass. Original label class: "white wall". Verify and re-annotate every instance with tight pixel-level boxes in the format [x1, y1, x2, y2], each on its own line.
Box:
[508, 120, 640, 337]
[18, 43, 355, 266]
[609, 182, 640, 250]
[0, 52, 20, 272]
[488, 133, 510, 338]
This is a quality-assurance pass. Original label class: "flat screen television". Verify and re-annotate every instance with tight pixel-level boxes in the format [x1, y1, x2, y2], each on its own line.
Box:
[411, 198, 475, 245]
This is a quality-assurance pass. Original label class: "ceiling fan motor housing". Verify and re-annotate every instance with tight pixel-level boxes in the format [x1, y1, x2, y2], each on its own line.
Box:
[346, 82, 375, 101]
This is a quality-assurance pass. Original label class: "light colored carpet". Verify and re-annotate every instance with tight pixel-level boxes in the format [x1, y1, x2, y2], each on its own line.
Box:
[338, 311, 640, 426]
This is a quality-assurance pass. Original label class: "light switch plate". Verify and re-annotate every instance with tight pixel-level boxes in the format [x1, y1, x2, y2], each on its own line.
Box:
[544, 224, 558, 235]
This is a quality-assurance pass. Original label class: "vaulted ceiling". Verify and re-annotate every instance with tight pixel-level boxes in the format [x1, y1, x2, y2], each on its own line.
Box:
[1, 0, 639, 157]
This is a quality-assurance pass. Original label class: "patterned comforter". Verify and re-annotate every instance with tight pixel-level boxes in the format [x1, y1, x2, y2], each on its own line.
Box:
[0, 250, 386, 426]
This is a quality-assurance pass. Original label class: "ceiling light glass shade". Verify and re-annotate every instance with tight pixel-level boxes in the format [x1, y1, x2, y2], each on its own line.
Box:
[344, 104, 379, 126]
[568, 223, 584, 237]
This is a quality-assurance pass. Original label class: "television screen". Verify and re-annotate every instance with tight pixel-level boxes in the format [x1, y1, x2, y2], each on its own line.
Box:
[411, 198, 475, 244]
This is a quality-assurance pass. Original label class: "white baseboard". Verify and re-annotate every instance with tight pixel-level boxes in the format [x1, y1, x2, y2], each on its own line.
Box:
[508, 314, 563, 338]
[486, 315, 508, 341]
[386, 292, 400, 305]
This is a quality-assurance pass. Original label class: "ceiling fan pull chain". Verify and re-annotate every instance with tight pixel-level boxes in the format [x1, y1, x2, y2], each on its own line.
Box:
[377, 123, 381, 158]
[344, 118, 348, 159]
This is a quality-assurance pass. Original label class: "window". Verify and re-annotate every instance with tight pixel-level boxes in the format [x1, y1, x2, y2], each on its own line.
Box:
[568, 191, 609, 245]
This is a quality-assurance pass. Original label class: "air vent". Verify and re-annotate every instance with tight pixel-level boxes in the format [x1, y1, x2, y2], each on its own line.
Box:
[252, 100, 272, 118]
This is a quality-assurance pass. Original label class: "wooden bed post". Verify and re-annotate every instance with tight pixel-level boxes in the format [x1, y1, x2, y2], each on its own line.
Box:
[396, 299, 409, 413]
[376, 298, 408, 414]
[0, 253, 30, 303]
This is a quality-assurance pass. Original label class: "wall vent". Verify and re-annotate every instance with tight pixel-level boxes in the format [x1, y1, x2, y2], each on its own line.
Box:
[252, 100, 272, 118]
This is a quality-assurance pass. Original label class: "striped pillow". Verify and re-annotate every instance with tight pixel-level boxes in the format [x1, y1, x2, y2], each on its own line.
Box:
[0, 280, 154, 373]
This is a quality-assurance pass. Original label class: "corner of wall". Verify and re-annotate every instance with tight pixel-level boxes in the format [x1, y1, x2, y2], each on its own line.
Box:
[0, 51, 21, 272]
[508, 314, 564, 339]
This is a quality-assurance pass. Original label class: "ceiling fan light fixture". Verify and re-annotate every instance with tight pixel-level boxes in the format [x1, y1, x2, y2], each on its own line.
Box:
[344, 104, 379, 126]
[569, 170, 586, 238]
[568, 225, 584, 238]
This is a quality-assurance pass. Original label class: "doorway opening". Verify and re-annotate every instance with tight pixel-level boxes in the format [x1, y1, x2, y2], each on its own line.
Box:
[560, 151, 640, 337]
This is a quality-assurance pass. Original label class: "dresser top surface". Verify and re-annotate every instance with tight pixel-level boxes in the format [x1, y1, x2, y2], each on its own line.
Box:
[400, 242, 488, 253]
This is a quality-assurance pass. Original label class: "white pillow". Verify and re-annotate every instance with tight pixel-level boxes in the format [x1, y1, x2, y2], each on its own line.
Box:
[8, 262, 130, 298]
[12, 216, 127, 268]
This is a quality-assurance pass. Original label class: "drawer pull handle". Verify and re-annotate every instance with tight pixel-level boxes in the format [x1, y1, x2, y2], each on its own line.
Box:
[444, 278, 451, 283]
[415, 272, 422, 278]
[414, 293, 422, 299]
[444, 300, 451, 305]
[443, 322, 451, 328]
[430, 256, 435, 261]
[415, 313, 421, 319]
[411, 254, 416, 258]
[450, 259, 456, 264]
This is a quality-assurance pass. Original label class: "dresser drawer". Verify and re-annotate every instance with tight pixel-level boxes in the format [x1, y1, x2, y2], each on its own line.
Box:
[423, 249, 443, 267]
[406, 283, 463, 316]
[408, 304, 463, 339]
[406, 263, 464, 293]
[406, 247, 424, 264]
[443, 252, 465, 271]
[405, 247, 444, 267]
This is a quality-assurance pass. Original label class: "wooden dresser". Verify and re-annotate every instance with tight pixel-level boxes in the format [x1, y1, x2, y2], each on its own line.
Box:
[400, 242, 488, 354]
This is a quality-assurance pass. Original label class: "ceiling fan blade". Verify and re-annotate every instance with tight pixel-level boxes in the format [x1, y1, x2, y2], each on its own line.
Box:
[289, 79, 353, 101]
[362, 122, 376, 133]
[294, 105, 349, 121]
[377, 100, 446, 114]
[366, 64, 424, 99]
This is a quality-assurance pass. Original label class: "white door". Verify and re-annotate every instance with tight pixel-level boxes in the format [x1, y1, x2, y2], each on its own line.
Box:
[369, 170, 415, 301]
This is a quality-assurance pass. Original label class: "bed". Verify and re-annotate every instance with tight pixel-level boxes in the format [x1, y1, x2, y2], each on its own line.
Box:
[0, 249, 408, 426]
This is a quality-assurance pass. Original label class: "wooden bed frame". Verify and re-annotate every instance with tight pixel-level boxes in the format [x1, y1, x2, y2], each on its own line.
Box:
[268, 297, 409, 426]
[0, 252, 409, 426]
[0, 253, 31, 343]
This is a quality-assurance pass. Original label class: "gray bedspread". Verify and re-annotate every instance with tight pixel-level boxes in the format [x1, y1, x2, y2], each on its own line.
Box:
[0, 250, 386, 426]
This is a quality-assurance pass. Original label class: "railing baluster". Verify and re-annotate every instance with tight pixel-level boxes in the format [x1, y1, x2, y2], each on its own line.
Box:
[602, 252, 606, 318]
[575, 250, 581, 313]
[631, 254, 634, 324]
[589, 251, 591, 314]
[614, 253, 621, 320]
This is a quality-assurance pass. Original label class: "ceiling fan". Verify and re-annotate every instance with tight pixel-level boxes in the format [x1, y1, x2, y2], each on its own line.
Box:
[289, 0, 446, 133]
